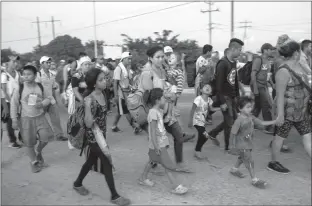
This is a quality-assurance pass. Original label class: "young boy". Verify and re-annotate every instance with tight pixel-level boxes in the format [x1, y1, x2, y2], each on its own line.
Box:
[10, 65, 54, 173]
[188, 83, 220, 160]
[229, 96, 276, 189]
[138, 88, 188, 195]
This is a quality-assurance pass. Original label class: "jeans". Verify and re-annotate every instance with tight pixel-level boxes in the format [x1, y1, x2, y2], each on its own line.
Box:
[208, 122, 224, 138]
[252, 87, 273, 122]
[164, 122, 184, 163]
[194, 125, 208, 152]
[47, 104, 63, 138]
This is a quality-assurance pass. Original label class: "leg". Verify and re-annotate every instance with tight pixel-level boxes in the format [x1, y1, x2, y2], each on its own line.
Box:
[164, 122, 183, 164]
[294, 117, 312, 158]
[194, 126, 208, 159]
[303, 133, 311, 157]
[241, 150, 255, 179]
[230, 151, 246, 178]
[165, 169, 178, 188]
[208, 121, 224, 138]
[222, 102, 235, 151]
[139, 160, 153, 181]
[258, 87, 273, 132]
[47, 104, 66, 140]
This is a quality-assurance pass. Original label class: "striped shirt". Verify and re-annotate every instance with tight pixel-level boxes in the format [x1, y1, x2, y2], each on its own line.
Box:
[166, 67, 184, 94]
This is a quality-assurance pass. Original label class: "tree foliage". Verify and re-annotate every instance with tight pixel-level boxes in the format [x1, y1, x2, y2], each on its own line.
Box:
[85, 40, 105, 57]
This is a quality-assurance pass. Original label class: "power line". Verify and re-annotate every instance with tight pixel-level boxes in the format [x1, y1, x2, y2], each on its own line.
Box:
[200, 1, 219, 44]
[237, 20, 252, 42]
[2, 2, 196, 44]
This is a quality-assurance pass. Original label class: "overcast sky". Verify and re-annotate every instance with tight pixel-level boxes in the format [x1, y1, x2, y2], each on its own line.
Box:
[1, 1, 311, 54]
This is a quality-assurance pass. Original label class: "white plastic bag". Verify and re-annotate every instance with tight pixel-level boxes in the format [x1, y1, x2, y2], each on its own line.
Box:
[67, 84, 75, 115]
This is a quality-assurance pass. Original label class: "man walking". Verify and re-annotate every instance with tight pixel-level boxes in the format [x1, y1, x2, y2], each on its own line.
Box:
[37, 56, 67, 141]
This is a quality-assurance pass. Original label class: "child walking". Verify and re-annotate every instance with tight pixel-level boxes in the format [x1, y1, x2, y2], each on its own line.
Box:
[10, 65, 54, 173]
[138, 88, 188, 195]
[73, 68, 130, 206]
[188, 83, 220, 160]
[229, 96, 277, 189]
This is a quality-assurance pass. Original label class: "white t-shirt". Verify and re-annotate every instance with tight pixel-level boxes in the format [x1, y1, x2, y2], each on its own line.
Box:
[193, 95, 213, 127]
[1, 71, 20, 102]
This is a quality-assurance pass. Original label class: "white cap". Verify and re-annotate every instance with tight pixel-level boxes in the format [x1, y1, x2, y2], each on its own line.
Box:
[120, 52, 132, 61]
[164, 46, 173, 53]
[60, 60, 66, 63]
[40, 56, 51, 64]
[79, 56, 91, 65]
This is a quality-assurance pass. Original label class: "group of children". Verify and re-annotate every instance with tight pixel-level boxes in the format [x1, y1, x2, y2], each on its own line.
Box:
[5, 48, 279, 206]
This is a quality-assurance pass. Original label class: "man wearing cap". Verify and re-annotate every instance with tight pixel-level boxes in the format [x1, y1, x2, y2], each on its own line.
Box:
[300, 39, 312, 72]
[250, 43, 275, 134]
[164, 46, 173, 66]
[37, 56, 67, 141]
[1, 56, 23, 148]
[112, 52, 141, 133]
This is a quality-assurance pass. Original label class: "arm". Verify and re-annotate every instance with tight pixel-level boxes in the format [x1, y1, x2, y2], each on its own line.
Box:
[1, 83, 10, 102]
[209, 105, 220, 112]
[113, 80, 119, 99]
[251, 58, 261, 95]
[275, 68, 290, 124]
[215, 61, 227, 105]
[188, 103, 197, 127]
[176, 69, 184, 95]
[10, 87, 20, 121]
[113, 67, 121, 99]
[238, 82, 246, 95]
[1, 97, 9, 118]
[84, 97, 94, 128]
[230, 117, 241, 148]
[253, 117, 276, 127]
[150, 120, 160, 151]
[63, 66, 68, 93]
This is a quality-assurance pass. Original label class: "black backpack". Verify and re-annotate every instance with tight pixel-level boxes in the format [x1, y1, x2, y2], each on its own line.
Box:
[238, 56, 262, 85]
[185, 57, 197, 87]
[19, 83, 44, 103]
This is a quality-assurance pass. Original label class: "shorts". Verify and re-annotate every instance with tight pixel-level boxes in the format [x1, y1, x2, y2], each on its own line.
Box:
[117, 98, 129, 115]
[148, 147, 177, 171]
[20, 114, 54, 147]
[275, 117, 311, 138]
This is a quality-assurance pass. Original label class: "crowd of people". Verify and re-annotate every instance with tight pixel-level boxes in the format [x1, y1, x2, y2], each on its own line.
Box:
[1, 34, 311, 206]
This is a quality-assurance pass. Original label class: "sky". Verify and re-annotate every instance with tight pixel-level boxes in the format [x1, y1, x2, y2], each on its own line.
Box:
[1, 1, 311, 54]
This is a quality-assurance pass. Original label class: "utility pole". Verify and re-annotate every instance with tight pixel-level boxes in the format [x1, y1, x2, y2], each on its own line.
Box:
[32, 16, 61, 43]
[201, 1, 219, 44]
[51, 16, 61, 39]
[238, 20, 252, 41]
[231, 0, 234, 39]
[32, 17, 41, 46]
[93, 1, 98, 58]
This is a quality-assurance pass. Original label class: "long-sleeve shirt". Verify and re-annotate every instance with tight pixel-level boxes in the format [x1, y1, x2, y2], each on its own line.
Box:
[10, 83, 52, 119]
[166, 67, 184, 94]
[215, 57, 239, 105]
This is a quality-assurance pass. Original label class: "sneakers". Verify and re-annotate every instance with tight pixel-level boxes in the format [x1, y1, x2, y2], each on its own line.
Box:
[112, 126, 122, 133]
[267, 161, 290, 174]
[36, 152, 49, 168]
[30, 161, 41, 173]
[251, 179, 267, 189]
[230, 168, 246, 178]
[133, 127, 142, 135]
[8, 142, 22, 149]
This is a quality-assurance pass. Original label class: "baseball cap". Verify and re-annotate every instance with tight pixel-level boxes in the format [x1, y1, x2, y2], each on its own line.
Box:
[120, 52, 132, 61]
[261, 43, 276, 52]
[60, 60, 65, 63]
[9, 55, 20, 61]
[40, 56, 52, 64]
[79, 56, 91, 65]
[164, 46, 173, 53]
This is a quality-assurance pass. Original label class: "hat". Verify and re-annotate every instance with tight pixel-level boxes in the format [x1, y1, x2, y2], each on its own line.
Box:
[60, 60, 65, 63]
[164, 46, 173, 53]
[276, 34, 293, 49]
[261, 43, 275, 52]
[9, 55, 20, 61]
[120, 52, 132, 61]
[79, 56, 91, 65]
[40, 56, 51, 64]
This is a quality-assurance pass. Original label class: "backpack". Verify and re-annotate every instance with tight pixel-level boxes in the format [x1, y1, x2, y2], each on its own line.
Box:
[67, 104, 86, 155]
[185, 57, 197, 87]
[19, 83, 44, 103]
[238, 56, 262, 85]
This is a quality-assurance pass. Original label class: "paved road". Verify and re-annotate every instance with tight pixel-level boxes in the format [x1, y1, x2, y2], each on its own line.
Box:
[1, 92, 311, 205]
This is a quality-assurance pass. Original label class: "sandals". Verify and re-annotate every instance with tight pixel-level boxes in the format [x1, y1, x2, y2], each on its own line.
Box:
[111, 196, 131, 206]
[252, 179, 267, 189]
[230, 169, 246, 178]
[73, 185, 90, 196]
[138, 179, 155, 187]
[171, 184, 188, 195]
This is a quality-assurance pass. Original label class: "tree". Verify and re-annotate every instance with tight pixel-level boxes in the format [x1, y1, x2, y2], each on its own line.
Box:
[32, 35, 85, 62]
[84, 40, 105, 58]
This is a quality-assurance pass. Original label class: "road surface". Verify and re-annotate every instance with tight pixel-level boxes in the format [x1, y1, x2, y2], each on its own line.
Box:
[1, 92, 311, 205]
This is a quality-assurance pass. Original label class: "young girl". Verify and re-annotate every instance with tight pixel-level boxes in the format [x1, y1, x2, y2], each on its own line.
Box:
[230, 96, 276, 189]
[188, 83, 220, 160]
[73, 68, 130, 206]
[138, 88, 188, 195]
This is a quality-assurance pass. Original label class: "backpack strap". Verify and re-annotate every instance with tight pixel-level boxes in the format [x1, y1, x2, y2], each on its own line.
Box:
[19, 83, 44, 103]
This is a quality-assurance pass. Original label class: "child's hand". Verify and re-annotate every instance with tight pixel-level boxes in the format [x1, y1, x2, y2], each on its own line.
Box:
[35, 102, 43, 109]
[276, 115, 284, 126]
[155, 148, 161, 156]
[12, 119, 18, 130]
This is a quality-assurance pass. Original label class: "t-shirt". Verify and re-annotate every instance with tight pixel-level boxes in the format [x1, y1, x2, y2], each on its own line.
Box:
[193, 96, 213, 127]
[36, 69, 58, 98]
[231, 114, 263, 150]
[215, 57, 239, 104]
[147, 108, 169, 149]
[252, 57, 271, 87]
[71, 72, 86, 97]
[1, 71, 20, 103]
[113, 62, 131, 98]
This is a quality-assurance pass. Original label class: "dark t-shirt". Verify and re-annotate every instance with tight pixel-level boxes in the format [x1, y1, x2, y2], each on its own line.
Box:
[71, 73, 86, 100]
[215, 57, 239, 104]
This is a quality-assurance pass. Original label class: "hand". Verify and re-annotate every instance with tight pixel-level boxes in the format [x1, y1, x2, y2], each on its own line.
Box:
[79, 82, 87, 88]
[276, 115, 284, 126]
[220, 103, 228, 111]
[253, 89, 259, 96]
[35, 102, 43, 109]
[84, 97, 92, 106]
[155, 148, 161, 156]
[1, 107, 9, 119]
[12, 119, 18, 130]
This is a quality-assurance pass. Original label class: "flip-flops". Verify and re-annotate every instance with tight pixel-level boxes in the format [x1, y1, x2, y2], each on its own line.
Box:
[171, 184, 188, 195]
[111, 196, 131, 206]
[138, 179, 155, 187]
